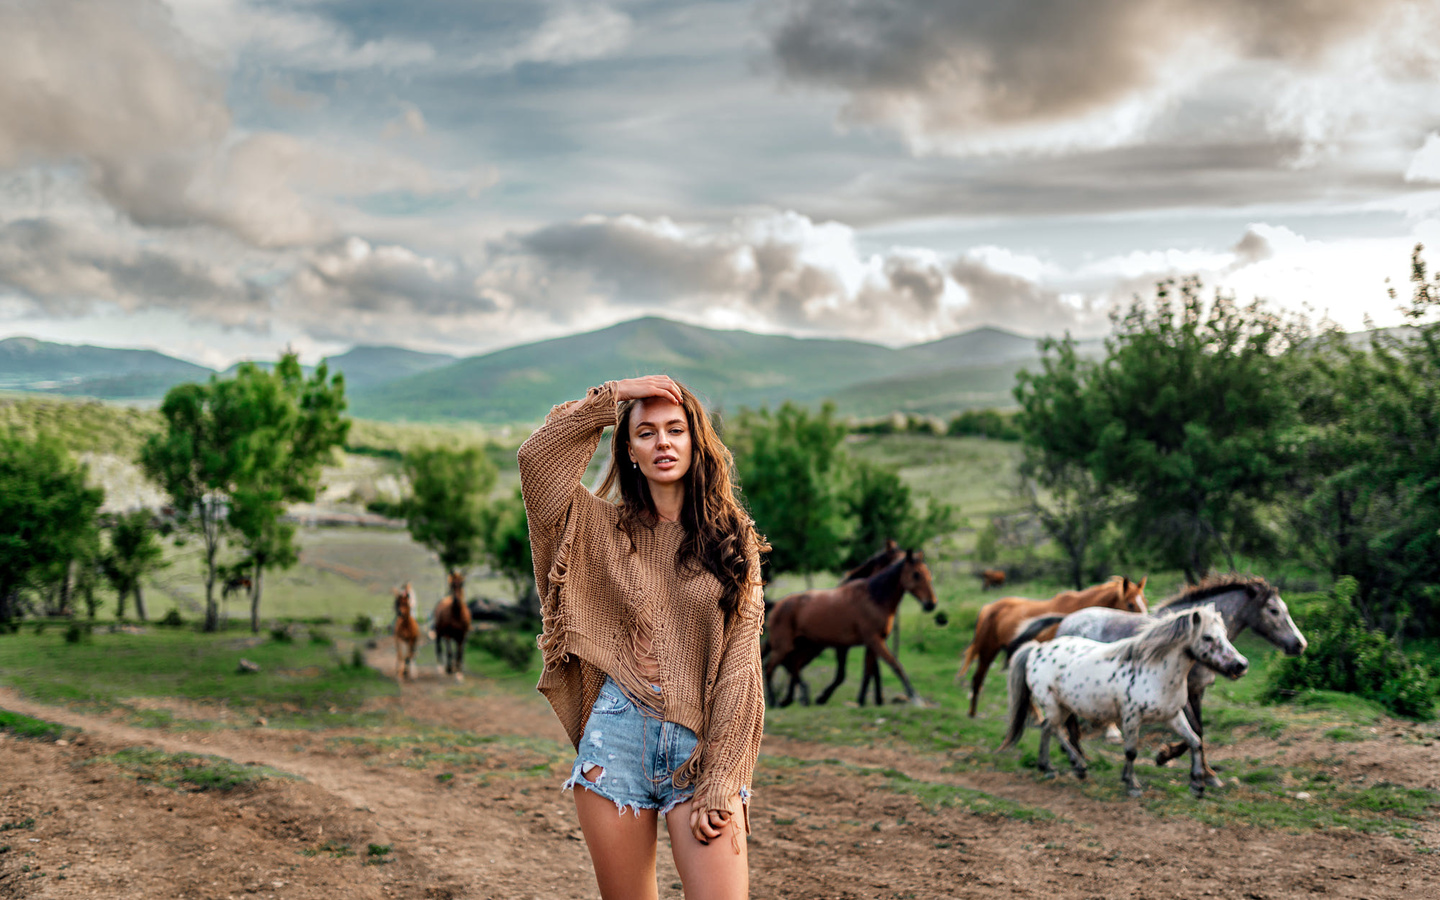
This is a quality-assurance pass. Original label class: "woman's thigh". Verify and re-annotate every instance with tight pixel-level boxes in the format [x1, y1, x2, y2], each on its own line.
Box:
[665, 796, 748, 900]
[575, 782, 660, 900]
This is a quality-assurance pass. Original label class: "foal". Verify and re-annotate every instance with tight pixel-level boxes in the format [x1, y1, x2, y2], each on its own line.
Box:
[393, 583, 421, 681]
[1002, 606, 1247, 798]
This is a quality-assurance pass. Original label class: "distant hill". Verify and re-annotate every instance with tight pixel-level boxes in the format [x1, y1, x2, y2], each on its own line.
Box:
[321, 345, 456, 392]
[346, 317, 1099, 423]
[0, 337, 211, 399]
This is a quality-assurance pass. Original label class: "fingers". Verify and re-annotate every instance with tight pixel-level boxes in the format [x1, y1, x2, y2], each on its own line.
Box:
[688, 807, 730, 844]
[613, 375, 683, 406]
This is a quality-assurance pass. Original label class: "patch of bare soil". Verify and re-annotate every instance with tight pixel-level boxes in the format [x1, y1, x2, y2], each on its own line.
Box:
[2, 641, 1438, 900]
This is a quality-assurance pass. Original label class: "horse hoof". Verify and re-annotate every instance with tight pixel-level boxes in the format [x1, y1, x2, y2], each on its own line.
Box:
[1074, 769, 1088, 781]
[1204, 774, 1225, 789]
[1127, 786, 1144, 798]
[1040, 770, 1057, 781]
[1190, 783, 1205, 798]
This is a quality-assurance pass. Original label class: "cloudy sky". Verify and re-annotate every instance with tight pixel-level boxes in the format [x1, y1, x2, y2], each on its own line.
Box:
[4, 0, 1440, 367]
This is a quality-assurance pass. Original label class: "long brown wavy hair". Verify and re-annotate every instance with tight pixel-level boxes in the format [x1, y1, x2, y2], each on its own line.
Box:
[597, 381, 768, 622]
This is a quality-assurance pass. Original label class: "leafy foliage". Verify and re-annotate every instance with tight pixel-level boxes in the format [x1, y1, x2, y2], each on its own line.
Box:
[0, 433, 103, 621]
[401, 444, 497, 575]
[100, 510, 167, 621]
[482, 487, 536, 610]
[1016, 278, 1306, 582]
[1288, 245, 1440, 635]
[1265, 578, 1437, 720]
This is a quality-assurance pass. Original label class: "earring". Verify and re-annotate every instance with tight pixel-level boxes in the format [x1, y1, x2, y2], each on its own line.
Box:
[632, 461, 638, 469]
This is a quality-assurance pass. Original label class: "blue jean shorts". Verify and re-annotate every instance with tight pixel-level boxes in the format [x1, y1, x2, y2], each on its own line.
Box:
[562, 676, 700, 816]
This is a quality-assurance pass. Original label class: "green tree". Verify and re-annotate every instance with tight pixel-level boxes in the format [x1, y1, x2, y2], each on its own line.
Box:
[729, 403, 851, 585]
[0, 433, 103, 621]
[101, 510, 168, 621]
[225, 356, 349, 632]
[1016, 278, 1306, 582]
[402, 445, 497, 579]
[841, 457, 955, 569]
[1290, 246, 1440, 634]
[482, 487, 537, 614]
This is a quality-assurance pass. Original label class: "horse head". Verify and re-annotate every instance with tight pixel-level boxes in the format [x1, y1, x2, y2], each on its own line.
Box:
[1187, 606, 1248, 679]
[1115, 575, 1147, 614]
[395, 583, 414, 618]
[1248, 584, 1307, 657]
[901, 549, 937, 612]
[447, 570, 465, 601]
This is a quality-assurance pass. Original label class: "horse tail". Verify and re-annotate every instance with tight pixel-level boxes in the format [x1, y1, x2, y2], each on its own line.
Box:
[1005, 615, 1065, 660]
[999, 643, 1035, 751]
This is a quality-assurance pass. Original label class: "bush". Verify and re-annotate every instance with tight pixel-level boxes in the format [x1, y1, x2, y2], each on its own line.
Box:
[63, 621, 91, 644]
[1265, 577, 1439, 720]
[308, 627, 332, 646]
[352, 613, 375, 635]
[469, 627, 537, 671]
[269, 624, 293, 643]
[157, 608, 184, 627]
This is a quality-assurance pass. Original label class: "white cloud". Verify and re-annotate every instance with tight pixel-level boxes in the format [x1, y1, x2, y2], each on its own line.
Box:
[1406, 133, 1440, 183]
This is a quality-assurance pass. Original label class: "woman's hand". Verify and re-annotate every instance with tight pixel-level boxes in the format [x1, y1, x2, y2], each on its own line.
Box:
[688, 807, 732, 845]
[613, 375, 682, 406]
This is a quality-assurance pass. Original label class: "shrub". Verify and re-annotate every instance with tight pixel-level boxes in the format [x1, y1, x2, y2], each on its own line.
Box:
[268, 624, 293, 643]
[63, 621, 91, 644]
[352, 613, 374, 635]
[469, 627, 537, 671]
[1265, 577, 1438, 720]
[308, 627, 331, 646]
[157, 608, 184, 627]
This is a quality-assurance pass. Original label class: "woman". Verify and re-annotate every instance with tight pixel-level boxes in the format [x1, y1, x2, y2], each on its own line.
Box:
[518, 375, 768, 900]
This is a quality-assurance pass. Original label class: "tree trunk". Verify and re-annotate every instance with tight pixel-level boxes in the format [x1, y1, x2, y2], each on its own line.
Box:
[59, 561, 72, 617]
[250, 561, 263, 634]
[116, 581, 129, 620]
[134, 582, 148, 622]
[203, 504, 219, 632]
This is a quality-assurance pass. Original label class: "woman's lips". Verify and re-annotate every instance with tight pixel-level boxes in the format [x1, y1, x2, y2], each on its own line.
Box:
[653, 455, 677, 468]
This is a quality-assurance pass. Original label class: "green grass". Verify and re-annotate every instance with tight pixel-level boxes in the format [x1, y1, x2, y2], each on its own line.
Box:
[90, 747, 298, 792]
[0, 627, 397, 728]
[0, 709, 76, 742]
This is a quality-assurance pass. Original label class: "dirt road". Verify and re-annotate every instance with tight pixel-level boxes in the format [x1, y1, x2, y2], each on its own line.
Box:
[3, 648, 1438, 899]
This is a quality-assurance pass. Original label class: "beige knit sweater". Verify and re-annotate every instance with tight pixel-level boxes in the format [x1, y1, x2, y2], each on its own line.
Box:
[517, 382, 766, 822]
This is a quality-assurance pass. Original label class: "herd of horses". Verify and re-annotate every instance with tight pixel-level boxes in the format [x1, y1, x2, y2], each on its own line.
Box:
[382, 540, 1307, 800]
[759, 544, 1307, 799]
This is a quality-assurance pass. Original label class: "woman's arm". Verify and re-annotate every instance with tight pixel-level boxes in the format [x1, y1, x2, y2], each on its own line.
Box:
[689, 544, 767, 840]
[517, 382, 620, 532]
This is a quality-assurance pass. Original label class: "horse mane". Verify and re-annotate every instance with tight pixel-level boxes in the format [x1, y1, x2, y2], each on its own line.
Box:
[1157, 574, 1276, 612]
[865, 556, 908, 607]
[842, 540, 900, 584]
[1103, 606, 1216, 665]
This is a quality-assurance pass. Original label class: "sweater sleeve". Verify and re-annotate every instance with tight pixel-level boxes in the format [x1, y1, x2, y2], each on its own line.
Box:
[691, 544, 767, 824]
[518, 382, 618, 536]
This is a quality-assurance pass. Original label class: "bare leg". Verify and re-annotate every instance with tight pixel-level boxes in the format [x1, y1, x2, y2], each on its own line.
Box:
[816, 647, 849, 705]
[666, 796, 748, 900]
[574, 769, 660, 900]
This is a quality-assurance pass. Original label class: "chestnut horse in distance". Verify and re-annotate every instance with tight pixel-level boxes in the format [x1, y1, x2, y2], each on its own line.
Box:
[392, 583, 421, 681]
[431, 571, 471, 682]
[957, 576, 1147, 717]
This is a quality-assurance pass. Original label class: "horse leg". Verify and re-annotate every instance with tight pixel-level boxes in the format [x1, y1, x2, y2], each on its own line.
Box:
[1064, 714, 1087, 762]
[816, 646, 849, 705]
[1168, 708, 1206, 798]
[1052, 710, 1087, 780]
[968, 650, 996, 718]
[763, 654, 780, 707]
[1120, 712, 1143, 797]
[870, 648, 884, 706]
[866, 634, 920, 704]
[1036, 720, 1056, 779]
[453, 632, 466, 682]
[1189, 692, 1222, 788]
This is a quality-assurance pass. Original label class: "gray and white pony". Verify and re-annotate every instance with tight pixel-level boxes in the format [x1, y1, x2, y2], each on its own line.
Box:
[1001, 606, 1247, 797]
[1006, 575, 1306, 786]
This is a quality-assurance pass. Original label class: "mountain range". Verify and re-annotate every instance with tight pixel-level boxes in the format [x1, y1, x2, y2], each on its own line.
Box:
[0, 320, 1099, 422]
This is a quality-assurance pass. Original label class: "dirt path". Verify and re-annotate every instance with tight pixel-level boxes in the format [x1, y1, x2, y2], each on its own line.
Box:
[3, 646, 1438, 899]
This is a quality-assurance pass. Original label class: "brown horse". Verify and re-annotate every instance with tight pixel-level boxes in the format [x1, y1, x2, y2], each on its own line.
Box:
[393, 583, 421, 681]
[431, 571, 471, 682]
[956, 576, 1148, 717]
[765, 549, 936, 707]
[980, 569, 1006, 591]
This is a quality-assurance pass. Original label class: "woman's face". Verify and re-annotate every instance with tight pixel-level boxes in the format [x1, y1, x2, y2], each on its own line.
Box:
[627, 397, 693, 488]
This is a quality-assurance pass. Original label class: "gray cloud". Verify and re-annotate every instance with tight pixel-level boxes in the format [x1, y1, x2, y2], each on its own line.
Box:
[0, 218, 269, 326]
[766, 0, 1431, 152]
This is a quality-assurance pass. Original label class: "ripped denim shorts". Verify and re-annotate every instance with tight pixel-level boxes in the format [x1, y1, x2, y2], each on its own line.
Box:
[562, 676, 699, 817]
